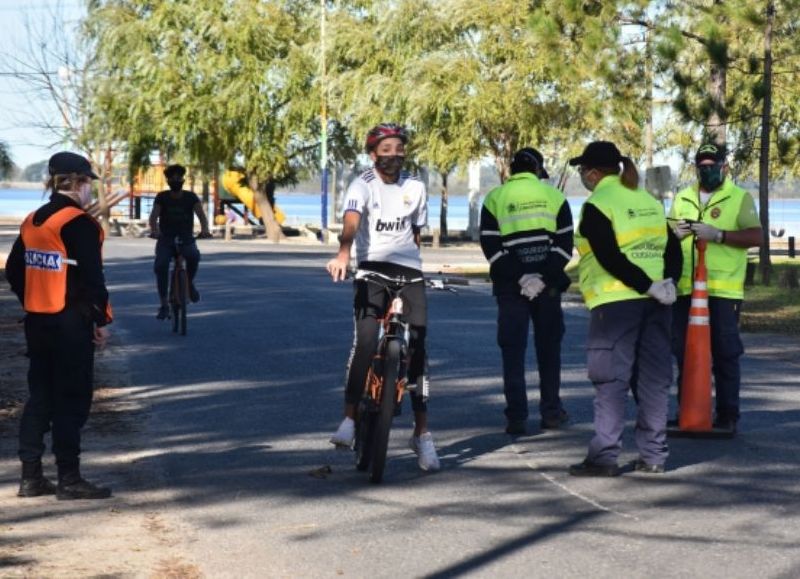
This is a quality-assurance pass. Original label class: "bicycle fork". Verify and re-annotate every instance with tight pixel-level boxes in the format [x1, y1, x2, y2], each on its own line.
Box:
[368, 296, 410, 407]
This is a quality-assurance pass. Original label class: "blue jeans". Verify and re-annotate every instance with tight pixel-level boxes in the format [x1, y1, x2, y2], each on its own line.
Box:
[154, 237, 200, 300]
[672, 295, 743, 421]
[496, 290, 565, 422]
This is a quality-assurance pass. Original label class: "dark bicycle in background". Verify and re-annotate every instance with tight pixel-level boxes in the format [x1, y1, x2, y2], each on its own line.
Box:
[168, 235, 190, 336]
[148, 232, 212, 336]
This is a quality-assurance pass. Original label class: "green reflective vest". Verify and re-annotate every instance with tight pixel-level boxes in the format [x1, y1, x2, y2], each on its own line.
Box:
[576, 175, 667, 310]
[669, 179, 749, 298]
[482, 172, 564, 237]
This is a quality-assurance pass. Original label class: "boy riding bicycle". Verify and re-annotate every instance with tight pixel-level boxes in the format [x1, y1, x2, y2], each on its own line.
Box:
[325, 123, 440, 472]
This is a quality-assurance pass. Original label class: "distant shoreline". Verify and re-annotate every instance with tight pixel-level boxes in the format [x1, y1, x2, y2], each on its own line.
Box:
[0, 181, 43, 191]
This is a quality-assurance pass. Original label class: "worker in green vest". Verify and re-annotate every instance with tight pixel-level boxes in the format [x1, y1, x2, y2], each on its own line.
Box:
[669, 143, 762, 434]
[569, 141, 682, 477]
[480, 147, 573, 435]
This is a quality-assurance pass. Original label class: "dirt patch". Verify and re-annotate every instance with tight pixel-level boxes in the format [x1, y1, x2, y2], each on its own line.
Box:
[0, 275, 200, 577]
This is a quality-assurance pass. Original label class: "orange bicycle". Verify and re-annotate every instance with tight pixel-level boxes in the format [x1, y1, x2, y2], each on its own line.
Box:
[352, 270, 424, 484]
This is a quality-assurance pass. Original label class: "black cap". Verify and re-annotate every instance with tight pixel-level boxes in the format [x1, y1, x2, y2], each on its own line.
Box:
[48, 152, 98, 179]
[695, 143, 725, 165]
[569, 141, 623, 168]
[164, 164, 187, 178]
[511, 147, 549, 179]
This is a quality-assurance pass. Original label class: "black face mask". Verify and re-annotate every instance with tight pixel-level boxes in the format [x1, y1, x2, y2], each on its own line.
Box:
[375, 155, 405, 178]
[167, 178, 184, 192]
[697, 164, 724, 192]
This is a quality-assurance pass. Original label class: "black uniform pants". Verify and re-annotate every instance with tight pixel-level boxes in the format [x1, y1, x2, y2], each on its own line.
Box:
[496, 290, 565, 422]
[19, 309, 95, 473]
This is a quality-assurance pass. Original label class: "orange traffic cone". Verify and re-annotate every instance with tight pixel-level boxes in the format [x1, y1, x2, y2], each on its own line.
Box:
[678, 239, 713, 431]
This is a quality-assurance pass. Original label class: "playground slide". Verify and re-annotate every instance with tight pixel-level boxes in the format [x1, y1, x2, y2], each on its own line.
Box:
[222, 170, 285, 224]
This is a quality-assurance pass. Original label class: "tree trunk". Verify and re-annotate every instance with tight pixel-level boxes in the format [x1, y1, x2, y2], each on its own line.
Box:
[707, 62, 727, 146]
[251, 176, 284, 242]
[439, 170, 449, 241]
[707, 0, 728, 146]
[645, 28, 654, 168]
[758, 1, 775, 285]
[95, 146, 113, 235]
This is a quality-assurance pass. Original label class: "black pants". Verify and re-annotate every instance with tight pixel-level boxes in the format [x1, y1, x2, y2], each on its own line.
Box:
[19, 309, 95, 473]
[496, 290, 565, 421]
[671, 295, 744, 421]
[154, 237, 200, 300]
[345, 277, 428, 413]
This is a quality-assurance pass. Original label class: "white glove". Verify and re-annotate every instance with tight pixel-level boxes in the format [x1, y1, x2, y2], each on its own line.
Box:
[690, 222, 723, 242]
[519, 274, 545, 301]
[518, 273, 541, 287]
[661, 279, 677, 305]
[646, 279, 676, 306]
[673, 220, 693, 241]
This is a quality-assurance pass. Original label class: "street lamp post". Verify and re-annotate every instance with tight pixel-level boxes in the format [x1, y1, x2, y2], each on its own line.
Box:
[320, 0, 329, 240]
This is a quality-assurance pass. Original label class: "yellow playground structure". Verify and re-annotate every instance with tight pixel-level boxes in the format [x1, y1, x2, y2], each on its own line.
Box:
[221, 170, 285, 224]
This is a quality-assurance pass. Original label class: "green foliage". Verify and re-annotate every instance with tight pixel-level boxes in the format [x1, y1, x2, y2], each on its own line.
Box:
[70, 0, 800, 193]
[0, 141, 13, 179]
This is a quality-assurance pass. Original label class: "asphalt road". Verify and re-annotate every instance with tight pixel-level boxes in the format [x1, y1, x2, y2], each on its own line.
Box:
[11, 233, 800, 578]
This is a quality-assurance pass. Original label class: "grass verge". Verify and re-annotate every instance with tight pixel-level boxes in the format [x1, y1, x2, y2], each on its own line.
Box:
[741, 260, 800, 335]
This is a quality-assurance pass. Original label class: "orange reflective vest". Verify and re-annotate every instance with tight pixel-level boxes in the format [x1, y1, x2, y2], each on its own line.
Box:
[20, 206, 109, 317]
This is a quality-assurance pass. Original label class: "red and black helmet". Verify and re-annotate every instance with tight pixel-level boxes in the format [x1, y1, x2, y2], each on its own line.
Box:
[365, 123, 408, 153]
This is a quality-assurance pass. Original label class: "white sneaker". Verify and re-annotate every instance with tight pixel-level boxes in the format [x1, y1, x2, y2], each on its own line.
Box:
[409, 432, 441, 471]
[330, 417, 355, 449]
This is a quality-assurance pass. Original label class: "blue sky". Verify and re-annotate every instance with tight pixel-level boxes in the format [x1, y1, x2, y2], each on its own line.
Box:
[0, 0, 85, 170]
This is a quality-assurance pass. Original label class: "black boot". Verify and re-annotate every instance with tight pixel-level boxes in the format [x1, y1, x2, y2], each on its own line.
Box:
[18, 461, 57, 498]
[56, 467, 112, 500]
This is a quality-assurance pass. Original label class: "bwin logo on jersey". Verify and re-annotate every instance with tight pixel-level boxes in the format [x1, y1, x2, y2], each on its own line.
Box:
[24, 249, 64, 271]
[375, 217, 408, 232]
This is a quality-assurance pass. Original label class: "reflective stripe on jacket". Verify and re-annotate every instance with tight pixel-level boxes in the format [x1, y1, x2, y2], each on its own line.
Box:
[576, 175, 667, 309]
[670, 179, 749, 298]
[481, 172, 569, 279]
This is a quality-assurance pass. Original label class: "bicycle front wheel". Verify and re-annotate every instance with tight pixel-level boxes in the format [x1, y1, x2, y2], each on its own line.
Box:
[355, 398, 376, 472]
[369, 339, 401, 484]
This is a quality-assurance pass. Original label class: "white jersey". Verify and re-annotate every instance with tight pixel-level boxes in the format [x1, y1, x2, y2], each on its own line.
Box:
[343, 168, 428, 271]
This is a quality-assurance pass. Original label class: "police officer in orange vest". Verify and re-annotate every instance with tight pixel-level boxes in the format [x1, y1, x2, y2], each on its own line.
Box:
[5, 152, 113, 500]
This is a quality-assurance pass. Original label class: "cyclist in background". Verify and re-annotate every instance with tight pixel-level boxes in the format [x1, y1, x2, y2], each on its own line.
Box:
[148, 164, 212, 320]
[325, 123, 440, 472]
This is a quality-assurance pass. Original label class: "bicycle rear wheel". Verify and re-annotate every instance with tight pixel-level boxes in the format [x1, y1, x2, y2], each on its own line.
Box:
[369, 339, 401, 484]
[169, 269, 179, 333]
[177, 270, 188, 336]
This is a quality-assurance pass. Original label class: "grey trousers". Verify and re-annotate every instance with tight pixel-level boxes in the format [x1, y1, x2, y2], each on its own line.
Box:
[585, 299, 672, 466]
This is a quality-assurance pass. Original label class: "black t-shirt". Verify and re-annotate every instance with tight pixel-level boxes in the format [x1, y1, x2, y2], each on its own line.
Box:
[154, 190, 200, 239]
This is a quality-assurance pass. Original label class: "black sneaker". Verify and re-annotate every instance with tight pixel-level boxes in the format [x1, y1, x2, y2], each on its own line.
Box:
[156, 305, 170, 320]
[633, 459, 666, 474]
[17, 476, 57, 498]
[505, 420, 527, 435]
[56, 478, 112, 500]
[568, 459, 620, 477]
[540, 410, 569, 430]
[713, 416, 738, 434]
[189, 284, 200, 303]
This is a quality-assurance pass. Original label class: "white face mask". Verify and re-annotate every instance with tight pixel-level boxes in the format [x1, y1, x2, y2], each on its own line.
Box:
[76, 180, 93, 208]
[580, 169, 596, 192]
